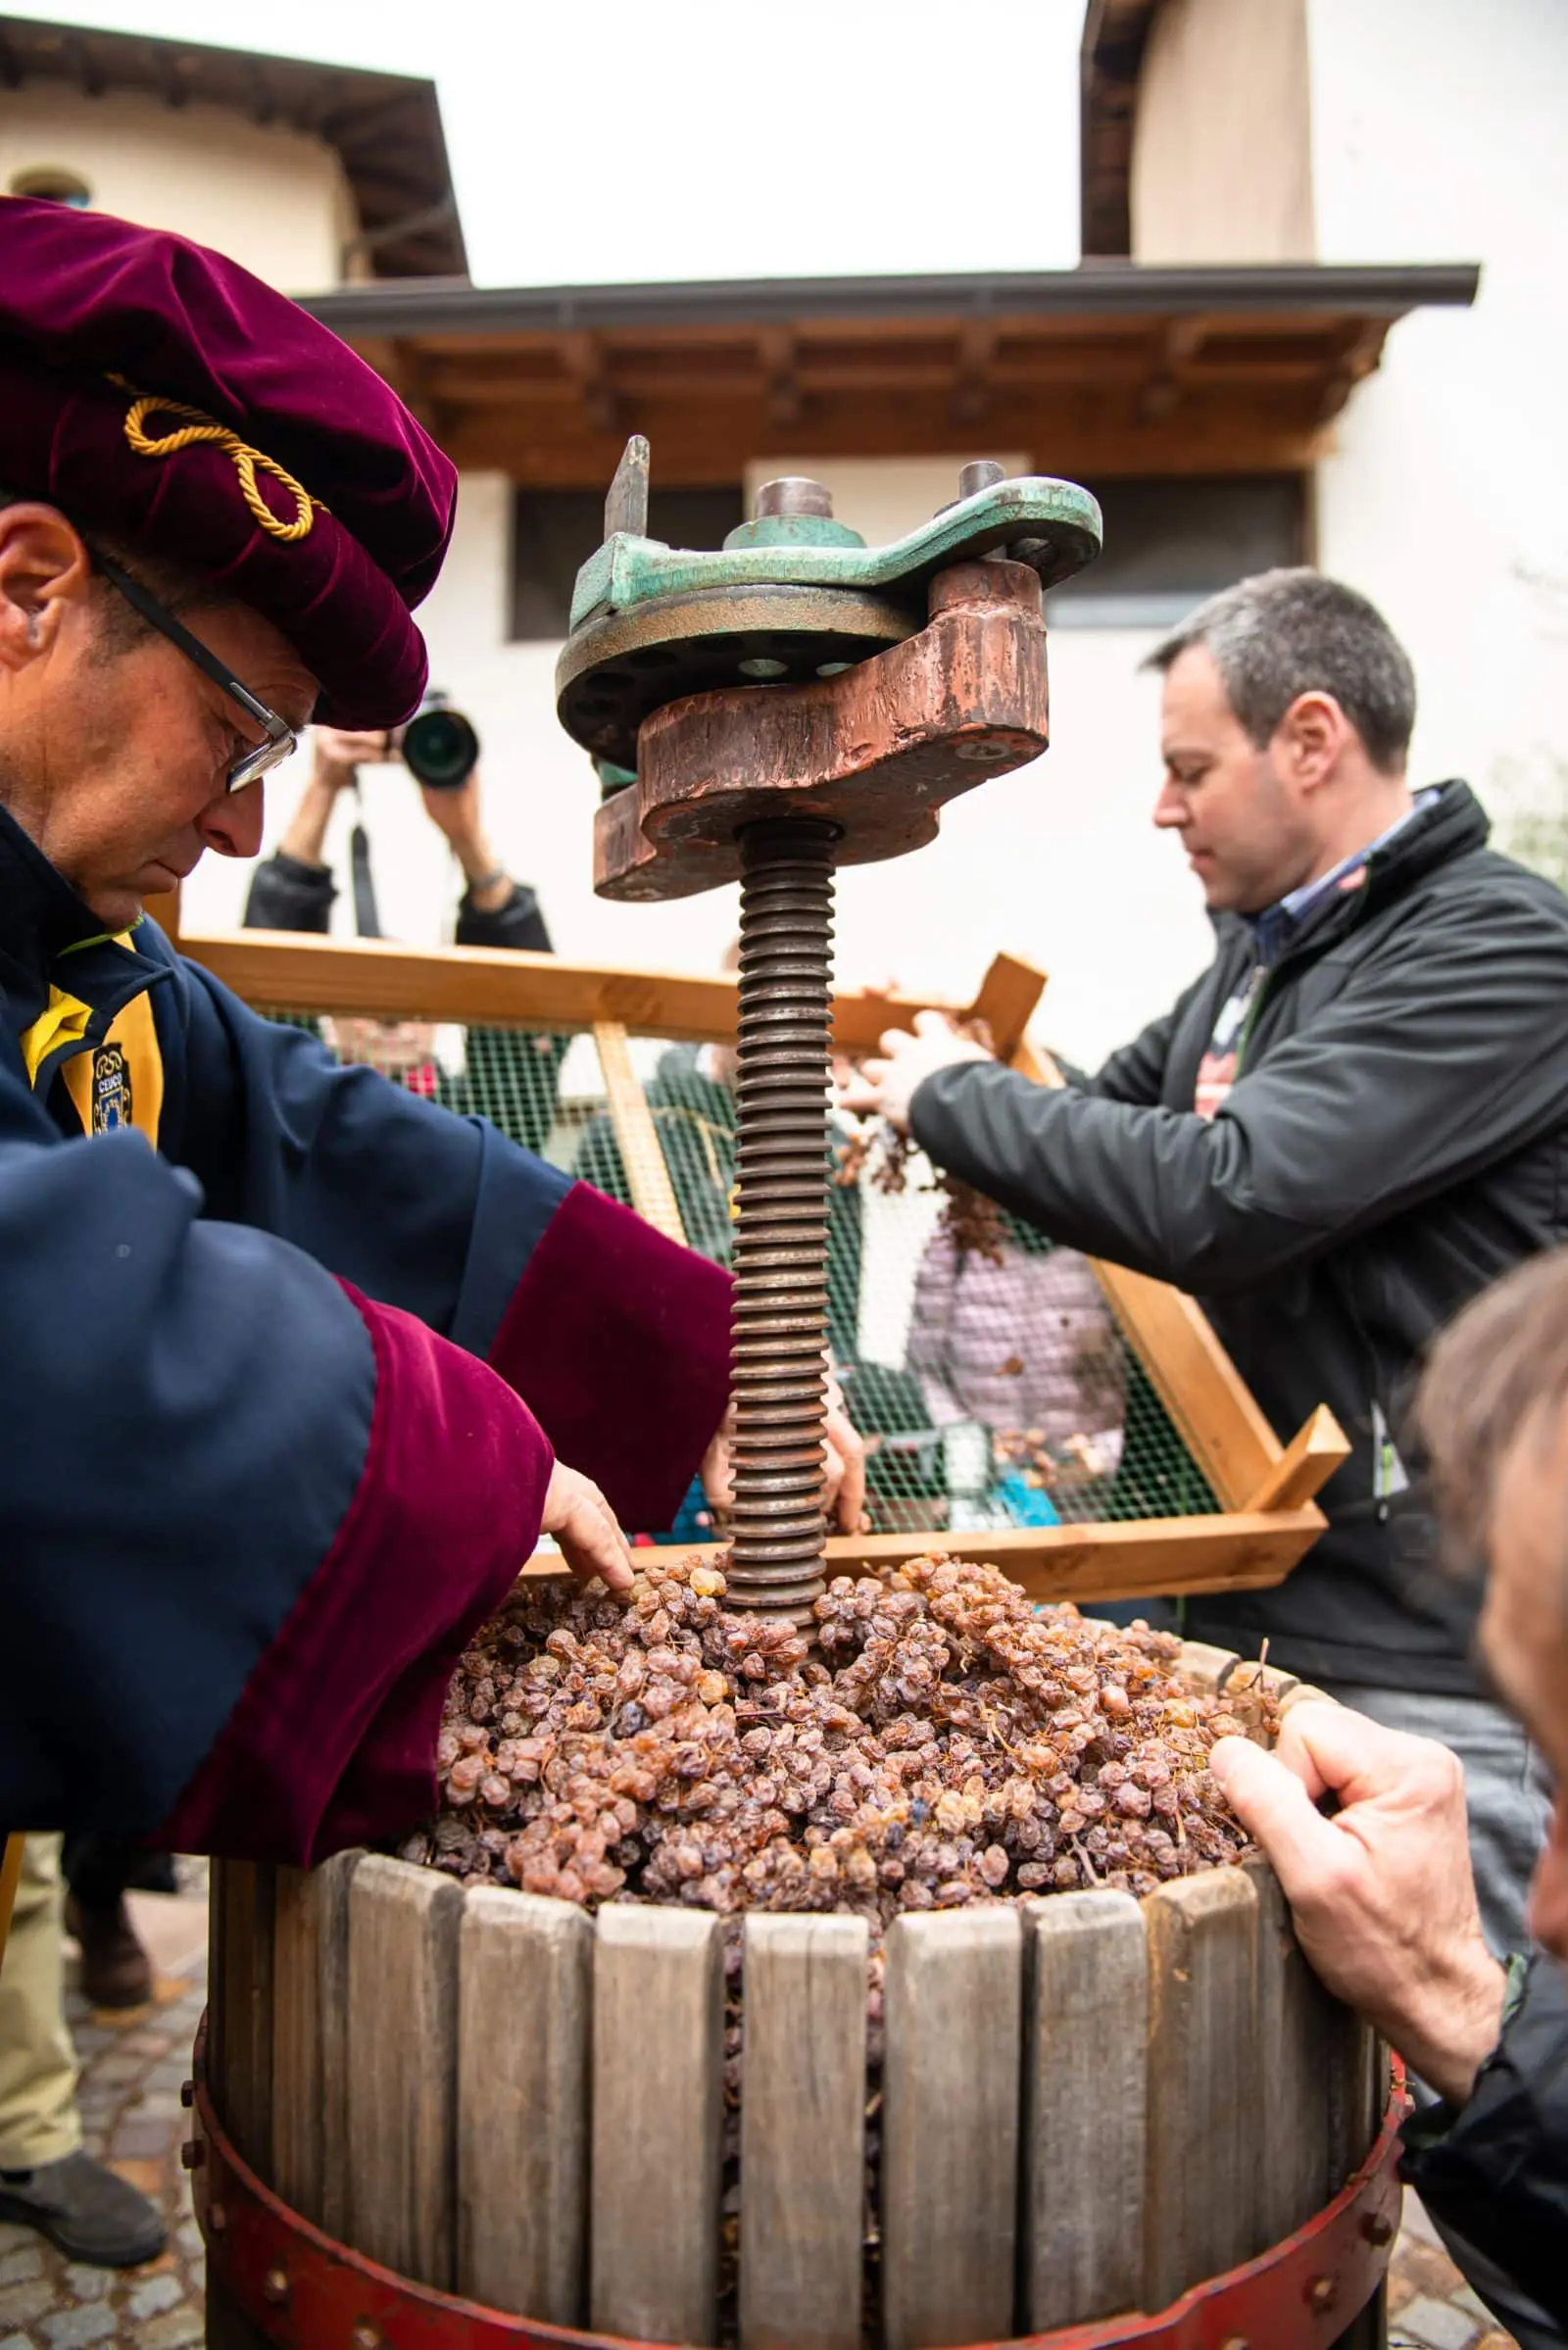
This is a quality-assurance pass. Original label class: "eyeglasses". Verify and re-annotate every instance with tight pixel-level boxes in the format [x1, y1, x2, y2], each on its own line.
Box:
[94, 550, 300, 793]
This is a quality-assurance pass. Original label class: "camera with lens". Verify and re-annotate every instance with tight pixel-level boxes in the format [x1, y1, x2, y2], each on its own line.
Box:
[401, 690, 480, 791]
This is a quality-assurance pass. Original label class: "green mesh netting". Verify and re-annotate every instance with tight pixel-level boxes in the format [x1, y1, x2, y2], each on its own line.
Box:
[263, 1013, 1218, 1533]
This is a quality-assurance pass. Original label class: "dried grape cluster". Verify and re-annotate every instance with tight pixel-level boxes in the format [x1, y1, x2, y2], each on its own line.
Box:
[833, 1122, 1007, 1264]
[833, 1016, 1008, 1265]
[406, 1550, 1276, 1917]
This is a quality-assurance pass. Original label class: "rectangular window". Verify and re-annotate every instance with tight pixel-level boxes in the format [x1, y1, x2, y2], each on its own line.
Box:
[1045, 474, 1305, 629]
[511, 484, 747, 642]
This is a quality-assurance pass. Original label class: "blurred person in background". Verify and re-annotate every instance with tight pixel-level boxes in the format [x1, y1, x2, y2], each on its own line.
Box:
[245, 724, 566, 1152]
[1214, 1248, 1568, 2343]
[847, 567, 1568, 1959]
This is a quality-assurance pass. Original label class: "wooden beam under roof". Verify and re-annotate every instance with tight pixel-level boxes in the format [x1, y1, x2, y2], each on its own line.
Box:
[303, 262, 1477, 488]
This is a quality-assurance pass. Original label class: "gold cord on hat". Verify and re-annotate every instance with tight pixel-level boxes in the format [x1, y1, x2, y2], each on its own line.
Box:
[108, 376, 327, 544]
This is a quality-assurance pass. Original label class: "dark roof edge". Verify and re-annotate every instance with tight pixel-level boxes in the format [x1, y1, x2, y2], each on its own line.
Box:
[298, 261, 1482, 339]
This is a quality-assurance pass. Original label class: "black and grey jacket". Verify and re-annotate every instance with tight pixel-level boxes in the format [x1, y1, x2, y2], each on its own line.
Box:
[1401, 1954, 1568, 2331]
[910, 783, 1568, 1691]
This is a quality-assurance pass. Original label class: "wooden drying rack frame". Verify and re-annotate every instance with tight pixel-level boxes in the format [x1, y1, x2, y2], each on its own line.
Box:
[159, 899, 1348, 1612]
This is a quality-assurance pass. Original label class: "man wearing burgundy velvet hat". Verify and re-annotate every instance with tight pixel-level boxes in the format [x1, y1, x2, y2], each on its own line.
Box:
[0, 195, 862, 2257]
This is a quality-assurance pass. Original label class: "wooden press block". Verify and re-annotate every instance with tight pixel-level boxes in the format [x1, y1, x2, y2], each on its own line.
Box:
[211, 1860, 276, 2179]
[1142, 1868, 1260, 2313]
[1246, 1857, 1373, 2243]
[590, 1903, 725, 2347]
[739, 1912, 868, 2350]
[346, 1856, 463, 2290]
[881, 1905, 1023, 2350]
[1327, 2023, 1386, 2204]
[1022, 1890, 1148, 2331]
[457, 1888, 592, 2324]
[270, 1850, 358, 2230]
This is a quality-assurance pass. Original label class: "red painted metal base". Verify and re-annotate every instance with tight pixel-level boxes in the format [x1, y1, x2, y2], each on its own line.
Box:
[192, 2054, 1406, 2350]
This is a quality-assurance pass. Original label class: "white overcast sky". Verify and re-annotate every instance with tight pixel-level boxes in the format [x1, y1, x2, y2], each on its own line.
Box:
[6, 0, 1089, 284]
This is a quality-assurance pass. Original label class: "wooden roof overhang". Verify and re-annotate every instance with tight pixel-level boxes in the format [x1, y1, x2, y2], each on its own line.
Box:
[0, 14, 466, 276]
[303, 263, 1480, 486]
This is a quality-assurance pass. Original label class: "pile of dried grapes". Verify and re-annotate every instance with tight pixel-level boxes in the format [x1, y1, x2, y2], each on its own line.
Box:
[404, 1550, 1276, 1915]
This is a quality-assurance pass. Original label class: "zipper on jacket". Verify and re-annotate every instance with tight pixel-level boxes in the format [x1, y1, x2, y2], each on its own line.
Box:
[1230, 966, 1271, 1079]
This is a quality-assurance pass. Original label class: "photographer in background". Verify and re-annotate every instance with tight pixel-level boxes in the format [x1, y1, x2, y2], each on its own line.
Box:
[245, 710, 567, 1151]
[244, 706, 552, 955]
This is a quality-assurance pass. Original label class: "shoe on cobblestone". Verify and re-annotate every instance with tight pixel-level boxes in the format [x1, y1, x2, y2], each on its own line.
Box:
[0, 2150, 168, 2265]
[65, 1892, 155, 2009]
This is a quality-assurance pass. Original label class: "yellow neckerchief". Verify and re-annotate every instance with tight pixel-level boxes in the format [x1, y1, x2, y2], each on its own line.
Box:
[18, 933, 166, 1149]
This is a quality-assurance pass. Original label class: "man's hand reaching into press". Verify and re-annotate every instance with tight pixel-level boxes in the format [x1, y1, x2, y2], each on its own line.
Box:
[838, 1009, 994, 1134]
[700, 1373, 868, 1535]
[1210, 1703, 1507, 2106]
[541, 1460, 634, 1593]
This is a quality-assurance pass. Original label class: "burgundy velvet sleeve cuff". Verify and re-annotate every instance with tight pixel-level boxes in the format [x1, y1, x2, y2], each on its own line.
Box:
[487, 1180, 733, 1533]
[158, 1284, 554, 1867]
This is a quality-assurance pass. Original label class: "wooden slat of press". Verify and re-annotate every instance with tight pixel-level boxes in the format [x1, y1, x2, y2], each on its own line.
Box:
[458, 1888, 593, 2324]
[269, 1866, 315, 2218]
[592, 1019, 689, 1244]
[1327, 2024, 1384, 2205]
[1142, 1869, 1260, 2313]
[212, 1860, 275, 2180]
[591, 1904, 725, 2346]
[314, 1850, 358, 2243]
[270, 1851, 358, 2229]
[1247, 1857, 1371, 2242]
[205, 1861, 277, 2350]
[1022, 1890, 1149, 2331]
[346, 1857, 463, 2290]
[882, 1906, 1023, 2350]
[739, 1913, 868, 2350]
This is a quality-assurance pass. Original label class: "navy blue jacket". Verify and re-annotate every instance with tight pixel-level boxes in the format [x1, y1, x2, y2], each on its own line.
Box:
[0, 806, 729, 1862]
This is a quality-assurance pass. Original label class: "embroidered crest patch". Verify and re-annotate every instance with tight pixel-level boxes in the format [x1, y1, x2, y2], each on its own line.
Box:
[90, 1044, 133, 1133]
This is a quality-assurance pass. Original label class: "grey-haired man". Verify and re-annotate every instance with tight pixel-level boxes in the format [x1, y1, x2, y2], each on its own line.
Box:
[847, 567, 1568, 1956]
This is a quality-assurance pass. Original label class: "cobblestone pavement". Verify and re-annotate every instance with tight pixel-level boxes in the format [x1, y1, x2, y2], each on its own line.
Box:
[0, 1889, 1525, 2350]
[1389, 2193, 1521, 2350]
[0, 1900, 206, 2350]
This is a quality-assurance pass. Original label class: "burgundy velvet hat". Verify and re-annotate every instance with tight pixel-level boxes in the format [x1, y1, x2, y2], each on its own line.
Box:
[0, 195, 458, 726]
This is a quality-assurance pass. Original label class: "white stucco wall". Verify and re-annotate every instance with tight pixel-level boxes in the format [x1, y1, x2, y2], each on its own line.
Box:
[1132, 0, 1314, 264]
[1307, 0, 1568, 844]
[0, 85, 356, 289]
